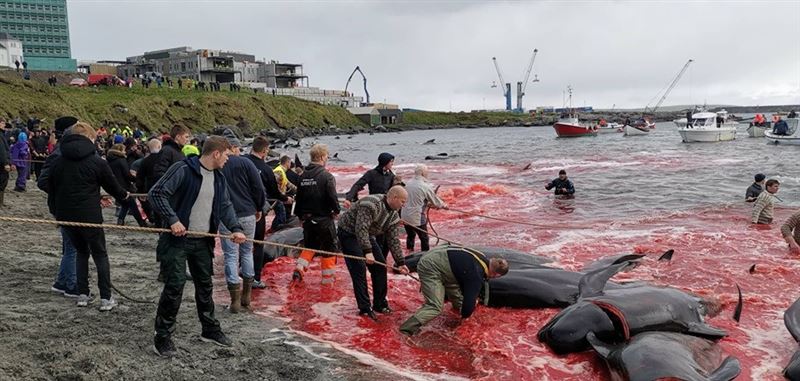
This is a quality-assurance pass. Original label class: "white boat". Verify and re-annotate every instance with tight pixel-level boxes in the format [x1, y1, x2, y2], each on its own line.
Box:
[746, 124, 769, 138]
[624, 124, 650, 136]
[674, 118, 688, 128]
[765, 118, 800, 145]
[596, 124, 619, 134]
[678, 110, 738, 143]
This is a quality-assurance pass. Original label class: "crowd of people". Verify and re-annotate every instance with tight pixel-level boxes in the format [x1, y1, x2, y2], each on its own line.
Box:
[3, 114, 799, 359]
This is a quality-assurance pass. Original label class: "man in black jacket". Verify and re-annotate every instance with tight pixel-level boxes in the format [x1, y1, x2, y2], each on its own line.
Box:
[107, 144, 148, 227]
[344, 152, 396, 205]
[148, 136, 246, 357]
[291, 144, 340, 285]
[245, 136, 291, 289]
[746, 173, 766, 202]
[545, 170, 575, 196]
[153, 125, 190, 180]
[0, 118, 10, 207]
[135, 138, 162, 223]
[47, 122, 130, 311]
[38, 116, 85, 298]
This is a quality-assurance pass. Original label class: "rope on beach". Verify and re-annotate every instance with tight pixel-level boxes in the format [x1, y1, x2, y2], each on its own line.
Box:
[0, 215, 418, 281]
[445, 207, 592, 230]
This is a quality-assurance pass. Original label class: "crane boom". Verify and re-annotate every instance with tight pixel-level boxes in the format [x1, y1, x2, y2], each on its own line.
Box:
[648, 59, 693, 114]
[492, 57, 507, 96]
[344, 66, 370, 104]
[520, 49, 538, 96]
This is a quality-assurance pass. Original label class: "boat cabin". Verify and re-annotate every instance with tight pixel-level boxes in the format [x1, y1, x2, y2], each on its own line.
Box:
[689, 112, 718, 128]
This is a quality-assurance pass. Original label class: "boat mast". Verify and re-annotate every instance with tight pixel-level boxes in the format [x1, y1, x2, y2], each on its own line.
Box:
[646, 59, 694, 115]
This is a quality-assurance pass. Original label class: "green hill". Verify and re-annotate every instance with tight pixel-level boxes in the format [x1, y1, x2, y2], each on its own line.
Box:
[0, 71, 366, 135]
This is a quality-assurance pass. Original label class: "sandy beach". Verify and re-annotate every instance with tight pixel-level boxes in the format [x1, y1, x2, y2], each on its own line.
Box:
[0, 175, 403, 381]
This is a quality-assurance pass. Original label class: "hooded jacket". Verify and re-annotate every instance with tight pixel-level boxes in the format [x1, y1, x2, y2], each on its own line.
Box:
[220, 155, 266, 218]
[345, 166, 396, 202]
[294, 162, 340, 218]
[107, 148, 136, 192]
[153, 139, 185, 180]
[47, 134, 129, 223]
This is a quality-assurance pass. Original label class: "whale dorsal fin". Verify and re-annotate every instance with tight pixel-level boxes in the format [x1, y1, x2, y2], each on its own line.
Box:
[709, 356, 741, 381]
[585, 332, 613, 359]
[658, 249, 674, 261]
[578, 261, 630, 299]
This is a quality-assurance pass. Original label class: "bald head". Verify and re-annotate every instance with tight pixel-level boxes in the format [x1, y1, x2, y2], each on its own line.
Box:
[386, 185, 408, 210]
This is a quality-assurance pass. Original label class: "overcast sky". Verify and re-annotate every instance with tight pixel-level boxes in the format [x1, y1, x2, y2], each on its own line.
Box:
[67, 0, 799, 111]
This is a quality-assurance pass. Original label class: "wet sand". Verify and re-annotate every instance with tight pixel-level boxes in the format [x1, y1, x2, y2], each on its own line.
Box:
[0, 176, 404, 381]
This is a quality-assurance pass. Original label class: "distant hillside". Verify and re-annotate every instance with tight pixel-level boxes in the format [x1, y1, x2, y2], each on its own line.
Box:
[0, 70, 366, 136]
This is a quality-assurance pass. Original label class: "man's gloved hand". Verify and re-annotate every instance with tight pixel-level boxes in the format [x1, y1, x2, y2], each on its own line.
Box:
[397, 265, 409, 275]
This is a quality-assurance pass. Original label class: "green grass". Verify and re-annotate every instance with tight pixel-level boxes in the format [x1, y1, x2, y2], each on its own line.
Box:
[0, 72, 365, 134]
[402, 110, 554, 126]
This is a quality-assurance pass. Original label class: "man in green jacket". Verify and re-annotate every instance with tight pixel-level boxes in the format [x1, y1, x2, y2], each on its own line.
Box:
[399, 245, 508, 336]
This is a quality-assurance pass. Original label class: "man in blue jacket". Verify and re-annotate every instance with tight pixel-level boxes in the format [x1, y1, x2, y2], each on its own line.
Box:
[148, 136, 246, 357]
[399, 245, 508, 335]
[218, 130, 265, 313]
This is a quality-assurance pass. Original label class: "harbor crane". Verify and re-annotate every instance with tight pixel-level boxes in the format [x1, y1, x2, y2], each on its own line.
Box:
[492, 57, 512, 111]
[644, 59, 693, 114]
[492, 48, 539, 112]
[516, 49, 539, 112]
[344, 66, 370, 105]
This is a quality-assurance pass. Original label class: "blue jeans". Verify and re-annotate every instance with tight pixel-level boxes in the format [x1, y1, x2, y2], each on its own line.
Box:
[54, 227, 77, 291]
[219, 215, 256, 285]
[271, 202, 287, 231]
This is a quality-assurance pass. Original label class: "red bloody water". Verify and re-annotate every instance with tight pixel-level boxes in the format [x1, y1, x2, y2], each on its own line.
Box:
[214, 126, 799, 380]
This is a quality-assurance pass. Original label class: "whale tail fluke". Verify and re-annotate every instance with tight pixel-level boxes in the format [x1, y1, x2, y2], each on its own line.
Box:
[733, 284, 743, 323]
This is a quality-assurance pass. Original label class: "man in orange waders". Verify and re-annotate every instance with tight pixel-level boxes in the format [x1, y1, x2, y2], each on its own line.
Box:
[291, 144, 340, 285]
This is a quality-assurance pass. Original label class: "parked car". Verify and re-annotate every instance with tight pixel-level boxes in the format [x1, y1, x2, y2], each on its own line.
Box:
[88, 74, 125, 86]
[69, 78, 88, 87]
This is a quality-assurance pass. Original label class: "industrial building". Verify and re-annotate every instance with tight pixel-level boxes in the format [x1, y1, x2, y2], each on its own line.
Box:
[118, 46, 363, 107]
[0, 0, 76, 71]
[0, 31, 23, 68]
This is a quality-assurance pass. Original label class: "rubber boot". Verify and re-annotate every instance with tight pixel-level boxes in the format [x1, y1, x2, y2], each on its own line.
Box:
[241, 278, 253, 309]
[228, 284, 241, 313]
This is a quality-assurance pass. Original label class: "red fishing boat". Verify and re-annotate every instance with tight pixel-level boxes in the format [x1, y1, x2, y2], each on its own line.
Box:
[552, 86, 597, 137]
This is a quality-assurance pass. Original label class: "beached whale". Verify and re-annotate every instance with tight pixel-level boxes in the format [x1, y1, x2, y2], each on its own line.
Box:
[784, 296, 800, 380]
[537, 261, 729, 354]
[404, 246, 551, 272]
[587, 331, 741, 381]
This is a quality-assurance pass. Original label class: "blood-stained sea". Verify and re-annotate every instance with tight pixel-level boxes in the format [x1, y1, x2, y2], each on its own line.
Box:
[217, 124, 800, 380]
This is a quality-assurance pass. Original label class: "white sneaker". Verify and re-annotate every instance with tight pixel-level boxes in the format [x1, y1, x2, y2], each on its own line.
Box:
[99, 298, 117, 311]
[76, 294, 91, 307]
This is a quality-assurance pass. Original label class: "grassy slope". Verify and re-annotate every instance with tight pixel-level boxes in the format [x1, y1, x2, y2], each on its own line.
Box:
[0, 71, 365, 134]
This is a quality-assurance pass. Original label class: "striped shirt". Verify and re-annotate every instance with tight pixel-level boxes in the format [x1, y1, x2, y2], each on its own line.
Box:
[751, 191, 776, 224]
[781, 211, 800, 243]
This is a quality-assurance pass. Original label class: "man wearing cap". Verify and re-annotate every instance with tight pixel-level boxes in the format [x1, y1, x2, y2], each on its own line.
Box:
[746, 173, 766, 202]
[345, 153, 397, 205]
[38, 116, 83, 297]
[218, 129, 265, 313]
[545, 170, 575, 196]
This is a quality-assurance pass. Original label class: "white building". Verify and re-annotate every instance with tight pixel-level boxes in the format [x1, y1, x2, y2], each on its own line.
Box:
[0, 32, 23, 69]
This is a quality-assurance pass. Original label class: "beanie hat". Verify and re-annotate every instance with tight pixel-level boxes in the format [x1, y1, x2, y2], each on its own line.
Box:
[182, 144, 200, 157]
[18, 132, 27, 143]
[54, 116, 78, 136]
[559, 169, 567, 175]
[222, 128, 241, 147]
[755, 173, 766, 182]
[377, 152, 394, 168]
[113, 134, 124, 144]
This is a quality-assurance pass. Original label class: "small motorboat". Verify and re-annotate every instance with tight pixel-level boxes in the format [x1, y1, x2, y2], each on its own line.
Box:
[624, 124, 650, 136]
[747, 124, 769, 138]
[765, 118, 800, 145]
[678, 110, 737, 143]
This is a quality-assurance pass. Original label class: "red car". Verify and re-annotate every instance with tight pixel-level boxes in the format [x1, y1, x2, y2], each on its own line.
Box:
[87, 74, 124, 86]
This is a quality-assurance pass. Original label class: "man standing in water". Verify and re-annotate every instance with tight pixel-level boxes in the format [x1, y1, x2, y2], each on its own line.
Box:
[545, 170, 575, 196]
[782, 210, 800, 255]
[752, 179, 780, 224]
[745, 173, 766, 202]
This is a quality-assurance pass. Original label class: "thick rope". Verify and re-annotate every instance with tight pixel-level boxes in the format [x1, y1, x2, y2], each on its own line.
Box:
[0, 215, 416, 279]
